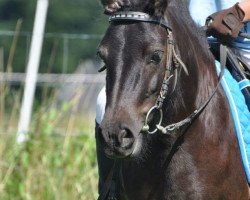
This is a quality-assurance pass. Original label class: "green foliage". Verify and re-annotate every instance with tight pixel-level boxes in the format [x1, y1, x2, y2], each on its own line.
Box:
[0, 83, 99, 199]
[47, 0, 107, 34]
[0, 110, 98, 200]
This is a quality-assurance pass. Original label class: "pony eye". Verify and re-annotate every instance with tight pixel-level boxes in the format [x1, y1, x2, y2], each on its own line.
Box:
[150, 51, 163, 64]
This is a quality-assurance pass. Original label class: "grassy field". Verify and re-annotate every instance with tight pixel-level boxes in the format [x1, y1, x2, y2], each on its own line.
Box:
[0, 16, 102, 199]
[0, 90, 99, 200]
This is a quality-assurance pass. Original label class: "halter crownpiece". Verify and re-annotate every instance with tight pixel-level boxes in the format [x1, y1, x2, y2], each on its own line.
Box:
[109, 11, 172, 30]
[109, 11, 151, 21]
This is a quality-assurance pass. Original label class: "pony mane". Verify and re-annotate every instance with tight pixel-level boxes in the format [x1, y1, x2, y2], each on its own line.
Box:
[166, 0, 214, 66]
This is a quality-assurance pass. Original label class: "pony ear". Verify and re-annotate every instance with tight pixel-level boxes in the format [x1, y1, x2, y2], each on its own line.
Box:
[100, 0, 131, 14]
[100, 0, 115, 6]
[154, 0, 170, 16]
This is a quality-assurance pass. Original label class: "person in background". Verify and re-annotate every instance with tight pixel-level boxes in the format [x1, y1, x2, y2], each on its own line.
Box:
[205, 1, 250, 41]
[189, 0, 250, 111]
[189, 0, 250, 65]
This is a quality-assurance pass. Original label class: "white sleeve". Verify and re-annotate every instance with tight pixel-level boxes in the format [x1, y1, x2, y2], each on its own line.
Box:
[96, 86, 106, 124]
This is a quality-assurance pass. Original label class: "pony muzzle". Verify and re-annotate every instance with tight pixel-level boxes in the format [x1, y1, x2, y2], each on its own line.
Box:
[98, 124, 136, 159]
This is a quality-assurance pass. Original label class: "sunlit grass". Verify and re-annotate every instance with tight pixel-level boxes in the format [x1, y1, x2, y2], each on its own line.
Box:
[0, 18, 100, 199]
[0, 90, 99, 200]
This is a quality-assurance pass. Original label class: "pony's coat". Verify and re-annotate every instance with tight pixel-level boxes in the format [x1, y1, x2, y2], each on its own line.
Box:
[96, 0, 250, 199]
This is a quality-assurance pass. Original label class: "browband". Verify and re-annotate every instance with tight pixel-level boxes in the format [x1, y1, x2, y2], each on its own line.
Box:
[109, 11, 171, 30]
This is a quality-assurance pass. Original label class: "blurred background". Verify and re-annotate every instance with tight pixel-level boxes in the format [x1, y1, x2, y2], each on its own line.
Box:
[0, 0, 107, 199]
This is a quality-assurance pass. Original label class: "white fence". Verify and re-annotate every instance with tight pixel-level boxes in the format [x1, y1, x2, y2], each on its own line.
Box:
[0, 73, 105, 85]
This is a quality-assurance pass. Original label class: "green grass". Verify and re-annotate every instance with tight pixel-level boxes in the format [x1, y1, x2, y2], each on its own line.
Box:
[0, 92, 99, 200]
[0, 132, 98, 200]
[0, 22, 99, 199]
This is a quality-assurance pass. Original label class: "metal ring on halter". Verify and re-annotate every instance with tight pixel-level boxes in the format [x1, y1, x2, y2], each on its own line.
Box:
[141, 106, 163, 134]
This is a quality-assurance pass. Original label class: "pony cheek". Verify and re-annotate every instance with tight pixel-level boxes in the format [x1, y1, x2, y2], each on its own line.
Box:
[148, 72, 164, 95]
[139, 73, 163, 111]
[148, 74, 158, 93]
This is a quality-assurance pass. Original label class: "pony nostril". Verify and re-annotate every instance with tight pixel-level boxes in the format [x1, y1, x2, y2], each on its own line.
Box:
[125, 128, 134, 139]
[119, 128, 134, 148]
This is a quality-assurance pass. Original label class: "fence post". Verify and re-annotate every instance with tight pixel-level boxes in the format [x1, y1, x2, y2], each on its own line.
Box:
[63, 37, 69, 73]
[17, 0, 49, 143]
[0, 48, 4, 128]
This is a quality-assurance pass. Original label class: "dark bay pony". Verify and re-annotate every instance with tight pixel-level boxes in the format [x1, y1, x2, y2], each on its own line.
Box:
[95, 0, 250, 199]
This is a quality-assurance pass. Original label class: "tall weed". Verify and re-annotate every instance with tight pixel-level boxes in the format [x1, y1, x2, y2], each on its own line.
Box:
[0, 97, 98, 200]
